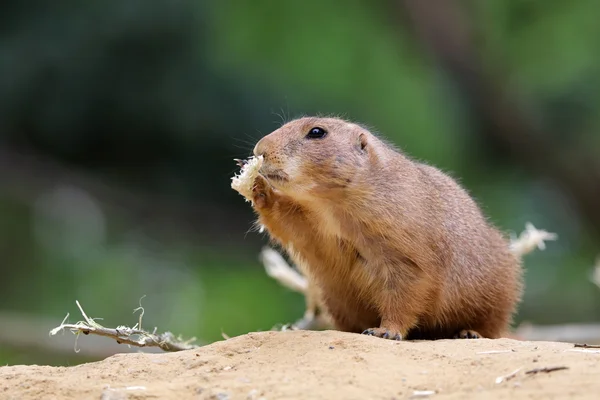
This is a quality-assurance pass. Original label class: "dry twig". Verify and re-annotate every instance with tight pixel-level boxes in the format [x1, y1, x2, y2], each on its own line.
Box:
[525, 366, 569, 375]
[50, 300, 199, 352]
[574, 343, 600, 349]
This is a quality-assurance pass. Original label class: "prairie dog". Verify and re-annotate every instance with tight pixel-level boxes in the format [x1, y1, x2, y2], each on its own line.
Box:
[243, 117, 522, 340]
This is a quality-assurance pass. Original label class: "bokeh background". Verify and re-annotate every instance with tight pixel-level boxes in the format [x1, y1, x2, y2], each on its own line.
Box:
[1, 0, 599, 366]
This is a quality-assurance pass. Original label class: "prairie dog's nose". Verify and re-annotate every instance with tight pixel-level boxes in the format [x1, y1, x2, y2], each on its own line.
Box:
[253, 142, 261, 157]
[253, 137, 267, 157]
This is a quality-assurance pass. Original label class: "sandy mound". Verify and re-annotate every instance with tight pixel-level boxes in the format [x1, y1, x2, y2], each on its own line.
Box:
[1, 330, 599, 399]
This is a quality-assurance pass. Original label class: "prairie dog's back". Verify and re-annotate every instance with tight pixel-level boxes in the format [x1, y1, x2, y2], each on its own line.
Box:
[415, 163, 522, 334]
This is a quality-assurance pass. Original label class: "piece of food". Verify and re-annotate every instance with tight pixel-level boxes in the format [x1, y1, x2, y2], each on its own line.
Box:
[231, 155, 264, 202]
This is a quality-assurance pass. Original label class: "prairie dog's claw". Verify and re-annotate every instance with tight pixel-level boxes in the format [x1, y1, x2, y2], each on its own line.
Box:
[454, 329, 481, 339]
[234, 158, 247, 167]
[362, 328, 403, 341]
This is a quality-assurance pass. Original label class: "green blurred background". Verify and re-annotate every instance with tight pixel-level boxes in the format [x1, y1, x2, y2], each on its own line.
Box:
[1, 0, 599, 366]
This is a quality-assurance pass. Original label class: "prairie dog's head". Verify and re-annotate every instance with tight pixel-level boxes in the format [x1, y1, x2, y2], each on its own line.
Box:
[253, 117, 378, 199]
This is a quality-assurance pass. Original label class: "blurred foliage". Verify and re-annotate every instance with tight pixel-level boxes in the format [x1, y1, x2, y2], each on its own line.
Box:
[0, 0, 599, 366]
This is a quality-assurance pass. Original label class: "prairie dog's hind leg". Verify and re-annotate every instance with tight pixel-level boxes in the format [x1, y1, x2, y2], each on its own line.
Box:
[454, 330, 481, 339]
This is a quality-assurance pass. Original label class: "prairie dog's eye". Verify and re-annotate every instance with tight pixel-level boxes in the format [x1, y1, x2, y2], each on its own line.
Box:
[306, 127, 327, 139]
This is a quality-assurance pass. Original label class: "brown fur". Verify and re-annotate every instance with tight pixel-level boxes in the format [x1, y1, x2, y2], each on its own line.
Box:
[249, 117, 523, 340]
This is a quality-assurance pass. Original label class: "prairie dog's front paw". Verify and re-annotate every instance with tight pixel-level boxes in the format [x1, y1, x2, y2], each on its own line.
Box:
[252, 174, 274, 209]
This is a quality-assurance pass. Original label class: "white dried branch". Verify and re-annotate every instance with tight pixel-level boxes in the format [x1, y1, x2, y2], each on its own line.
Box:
[260, 247, 308, 294]
[50, 300, 199, 352]
[509, 222, 557, 257]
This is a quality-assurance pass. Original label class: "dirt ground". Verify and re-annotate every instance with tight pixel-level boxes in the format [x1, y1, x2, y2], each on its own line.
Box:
[1, 330, 599, 400]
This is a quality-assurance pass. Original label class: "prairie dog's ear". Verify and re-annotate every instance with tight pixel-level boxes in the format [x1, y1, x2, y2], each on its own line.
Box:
[358, 133, 368, 152]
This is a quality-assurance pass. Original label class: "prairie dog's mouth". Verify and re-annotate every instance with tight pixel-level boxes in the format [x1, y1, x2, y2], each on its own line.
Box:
[260, 168, 289, 183]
